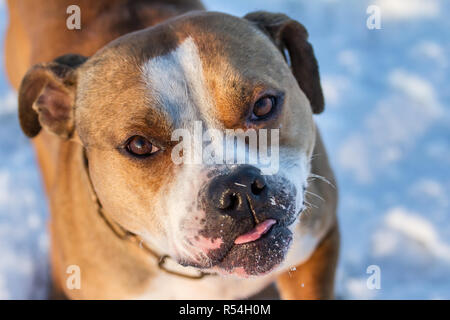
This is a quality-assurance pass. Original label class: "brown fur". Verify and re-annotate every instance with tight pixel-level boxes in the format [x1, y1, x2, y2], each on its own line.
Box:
[277, 224, 339, 299]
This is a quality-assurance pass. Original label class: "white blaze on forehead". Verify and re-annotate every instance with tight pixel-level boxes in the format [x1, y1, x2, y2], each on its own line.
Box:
[141, 36, 216, 127]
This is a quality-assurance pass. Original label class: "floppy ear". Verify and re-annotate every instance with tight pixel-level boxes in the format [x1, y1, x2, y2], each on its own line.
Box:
[244, 11, 324, 114]
[18, 54, 87, 138]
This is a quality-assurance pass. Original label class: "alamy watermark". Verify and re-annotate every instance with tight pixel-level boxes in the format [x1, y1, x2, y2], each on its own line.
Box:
[66, 264, 81, 290]
[66, 5, 81, 30]
[366, 5, 381, 30]
[366, 265, 381, 290]
[171, 121, 280, 175]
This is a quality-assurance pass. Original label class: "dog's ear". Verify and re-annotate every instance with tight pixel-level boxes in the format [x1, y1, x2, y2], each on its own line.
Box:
[244, 11, 324, 114]
[18, 54, 87, 138]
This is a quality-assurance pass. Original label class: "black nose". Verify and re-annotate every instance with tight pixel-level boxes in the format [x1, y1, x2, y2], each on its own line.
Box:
[206, 165, 268, 219]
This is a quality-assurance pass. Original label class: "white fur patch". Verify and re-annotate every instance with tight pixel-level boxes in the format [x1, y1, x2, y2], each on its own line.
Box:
[141, 36, 216, 128]
[139, 37, 218, 258]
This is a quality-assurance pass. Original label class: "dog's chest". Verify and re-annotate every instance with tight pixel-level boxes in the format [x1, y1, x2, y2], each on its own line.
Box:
[135, 272, 276, 300]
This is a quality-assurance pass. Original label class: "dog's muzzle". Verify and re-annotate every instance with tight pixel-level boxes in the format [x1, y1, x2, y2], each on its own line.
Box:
[180, 165, 301, 276]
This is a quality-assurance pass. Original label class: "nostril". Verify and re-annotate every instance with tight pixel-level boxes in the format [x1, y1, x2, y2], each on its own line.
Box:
[218, 191, 240, 210]
[207, 167, 268, 215]
[251, 178, 266, 195]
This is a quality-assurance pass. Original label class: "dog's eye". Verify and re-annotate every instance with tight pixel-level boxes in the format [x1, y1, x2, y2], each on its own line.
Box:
[126, 136, 159, 157]
[252, 96, 276, 119]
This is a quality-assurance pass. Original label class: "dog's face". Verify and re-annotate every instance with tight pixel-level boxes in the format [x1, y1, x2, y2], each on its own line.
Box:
[18, 11, 324, 277]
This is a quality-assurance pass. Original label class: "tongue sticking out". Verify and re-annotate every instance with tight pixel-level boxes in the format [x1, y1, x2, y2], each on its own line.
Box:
[234, 219, 277, 245]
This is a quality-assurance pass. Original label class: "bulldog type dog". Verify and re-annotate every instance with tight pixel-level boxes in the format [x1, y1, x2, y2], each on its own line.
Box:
[5, 0, 338, 299]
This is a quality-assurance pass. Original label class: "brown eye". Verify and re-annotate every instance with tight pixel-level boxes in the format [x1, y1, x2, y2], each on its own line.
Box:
[126, 136, 158, 157]
[253, 96, 276, 119]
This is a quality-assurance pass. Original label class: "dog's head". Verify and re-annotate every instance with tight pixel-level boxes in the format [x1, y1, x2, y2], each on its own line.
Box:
[18, 11, 323, 277]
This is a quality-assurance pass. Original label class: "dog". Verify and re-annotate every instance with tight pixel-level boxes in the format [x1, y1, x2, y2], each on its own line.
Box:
[5, 0, 338, 299]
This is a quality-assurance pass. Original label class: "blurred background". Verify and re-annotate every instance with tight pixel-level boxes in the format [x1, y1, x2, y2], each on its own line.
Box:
[0, 0, 449, 299]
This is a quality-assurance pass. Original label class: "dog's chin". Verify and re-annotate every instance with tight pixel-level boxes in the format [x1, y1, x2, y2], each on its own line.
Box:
[213, 225, 293, 277]
[179, 225, 293, 278]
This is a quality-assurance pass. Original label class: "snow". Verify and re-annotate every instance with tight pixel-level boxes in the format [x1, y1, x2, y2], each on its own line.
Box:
[0, 0, 449, 299]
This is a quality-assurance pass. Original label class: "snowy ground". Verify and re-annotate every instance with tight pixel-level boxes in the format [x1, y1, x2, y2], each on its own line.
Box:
[0, 0, 449, 299]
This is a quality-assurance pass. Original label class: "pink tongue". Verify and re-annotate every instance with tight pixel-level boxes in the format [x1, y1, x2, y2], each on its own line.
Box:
[234, 219, 276, 245]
